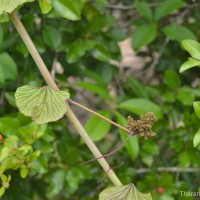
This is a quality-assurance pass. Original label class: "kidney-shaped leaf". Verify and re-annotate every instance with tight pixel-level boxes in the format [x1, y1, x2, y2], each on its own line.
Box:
[0, 0, 35, 15]
[99, 184, 152, 200]
[15, 85, 70, 124]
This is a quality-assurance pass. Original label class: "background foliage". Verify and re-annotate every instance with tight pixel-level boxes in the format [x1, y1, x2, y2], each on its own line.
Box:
[0, 0, 200, 199]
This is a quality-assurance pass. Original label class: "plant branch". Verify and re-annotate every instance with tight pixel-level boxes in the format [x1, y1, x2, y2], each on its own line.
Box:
[68, 99, 131, 134]
[136, 167, 200, 174]
[80, 131, 134, 165]
[9, 11, 122, 186]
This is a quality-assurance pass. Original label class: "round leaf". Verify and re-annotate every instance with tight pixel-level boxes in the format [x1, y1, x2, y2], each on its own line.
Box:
[15, 85, 70, 124]
[0, 0, 35, 15]
[99, 184, 152, 200]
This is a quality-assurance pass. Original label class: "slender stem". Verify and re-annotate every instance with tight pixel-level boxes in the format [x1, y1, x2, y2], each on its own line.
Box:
[137, 167, 200, 174]
[9, 11, 122, 186]
[69, 99, 131, 134]
[80, 132, 134, 165]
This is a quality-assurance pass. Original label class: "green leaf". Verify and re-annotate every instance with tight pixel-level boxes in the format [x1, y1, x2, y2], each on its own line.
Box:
[116, 112, 139, 160]
[0, 24, 3, 49]
[15, 85, 70, 124]
[0, 52, 17, 80]
[141, 153, 154, 167]
[99, 184, 152, 200]
[177, 87, 195, 106]
[5, 92, 16, 107]
[75, 82, 111, 100]
[31, 155, 48, 174]
[164, 70, 181, 89]
[0, 13, 9, 22]
[179, 151, 190, 168]
[0, 0, 35, 15]
[180, 57, 200, 73]
[43, 26, 62, 49]
[160, 194, 175, 200]
[66, 39, 96, 63]
[0, 147, 12, 161]
[47, 169, 66, 198]
[194, 129, 200, 148]
[127, 77, 149, 98]
[163, 24, 196, 42]
[85, 110, 111, 141]
[0, 117, 20, 135]
[193, 101, 200, 120]
[132, 24, 157, 51]
[0, 64, 5, 84]
[52, 0, 83, 21]
[20, 167, 29, 178]
[39, 0, 52, 14]
[181, 40, 200, 60]
[118, 98, 163, 119]
[135, 1, 153, 21]
[92, 44, 112, 62]
[155, 0, 184, 21]
[86, 15, 115, 34]
[0, 187, 5, 197]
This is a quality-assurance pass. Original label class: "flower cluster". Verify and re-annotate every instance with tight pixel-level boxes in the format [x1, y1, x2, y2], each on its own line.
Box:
[126, 112, 157, 140]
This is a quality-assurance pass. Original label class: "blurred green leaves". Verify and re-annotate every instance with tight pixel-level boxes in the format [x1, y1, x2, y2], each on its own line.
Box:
[163, 24, 196, 42]
[0, 52, 17, 84]
[43, 26, 62, 49]
[0, 174, 11, 197]
[132, 24, 157, 51]
[52, 0, 85, 21]
[116, 112, 139, 160]
[154, 0, 185, 21]
[39, 0, 52, 14]
[180, 40, 200, 73]
[85, 110, 111, 141]
[118, 98, 163, 119]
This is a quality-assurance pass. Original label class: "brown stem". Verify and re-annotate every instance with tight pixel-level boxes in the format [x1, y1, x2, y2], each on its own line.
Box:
[80, 131, 135, 165]
[69, 99, 131, 134]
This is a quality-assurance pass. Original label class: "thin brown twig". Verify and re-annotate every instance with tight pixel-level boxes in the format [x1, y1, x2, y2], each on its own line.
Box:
[136, 167, 200, 174]
[68, 99, 131, 134]
[106, 2, 200, 10]
[80, 131, 135, 166]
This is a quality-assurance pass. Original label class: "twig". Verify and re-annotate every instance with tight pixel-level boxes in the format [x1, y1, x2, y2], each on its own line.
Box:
[80, 131, 135, 165]
[106, 2, 200, 10]
[69, 99, 131, 135]
[137, 167, 200, 174]
[106, 2, 161, 10]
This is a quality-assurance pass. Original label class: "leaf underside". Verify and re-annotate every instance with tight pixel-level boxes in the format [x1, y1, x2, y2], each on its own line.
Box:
[0, 0, 35, 15]
[15, 85, 69, 124]
[99, 184, 152, 200]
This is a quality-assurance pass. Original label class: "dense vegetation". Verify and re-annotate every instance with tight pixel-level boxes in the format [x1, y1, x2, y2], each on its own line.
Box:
[0, 0, 200, 199]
